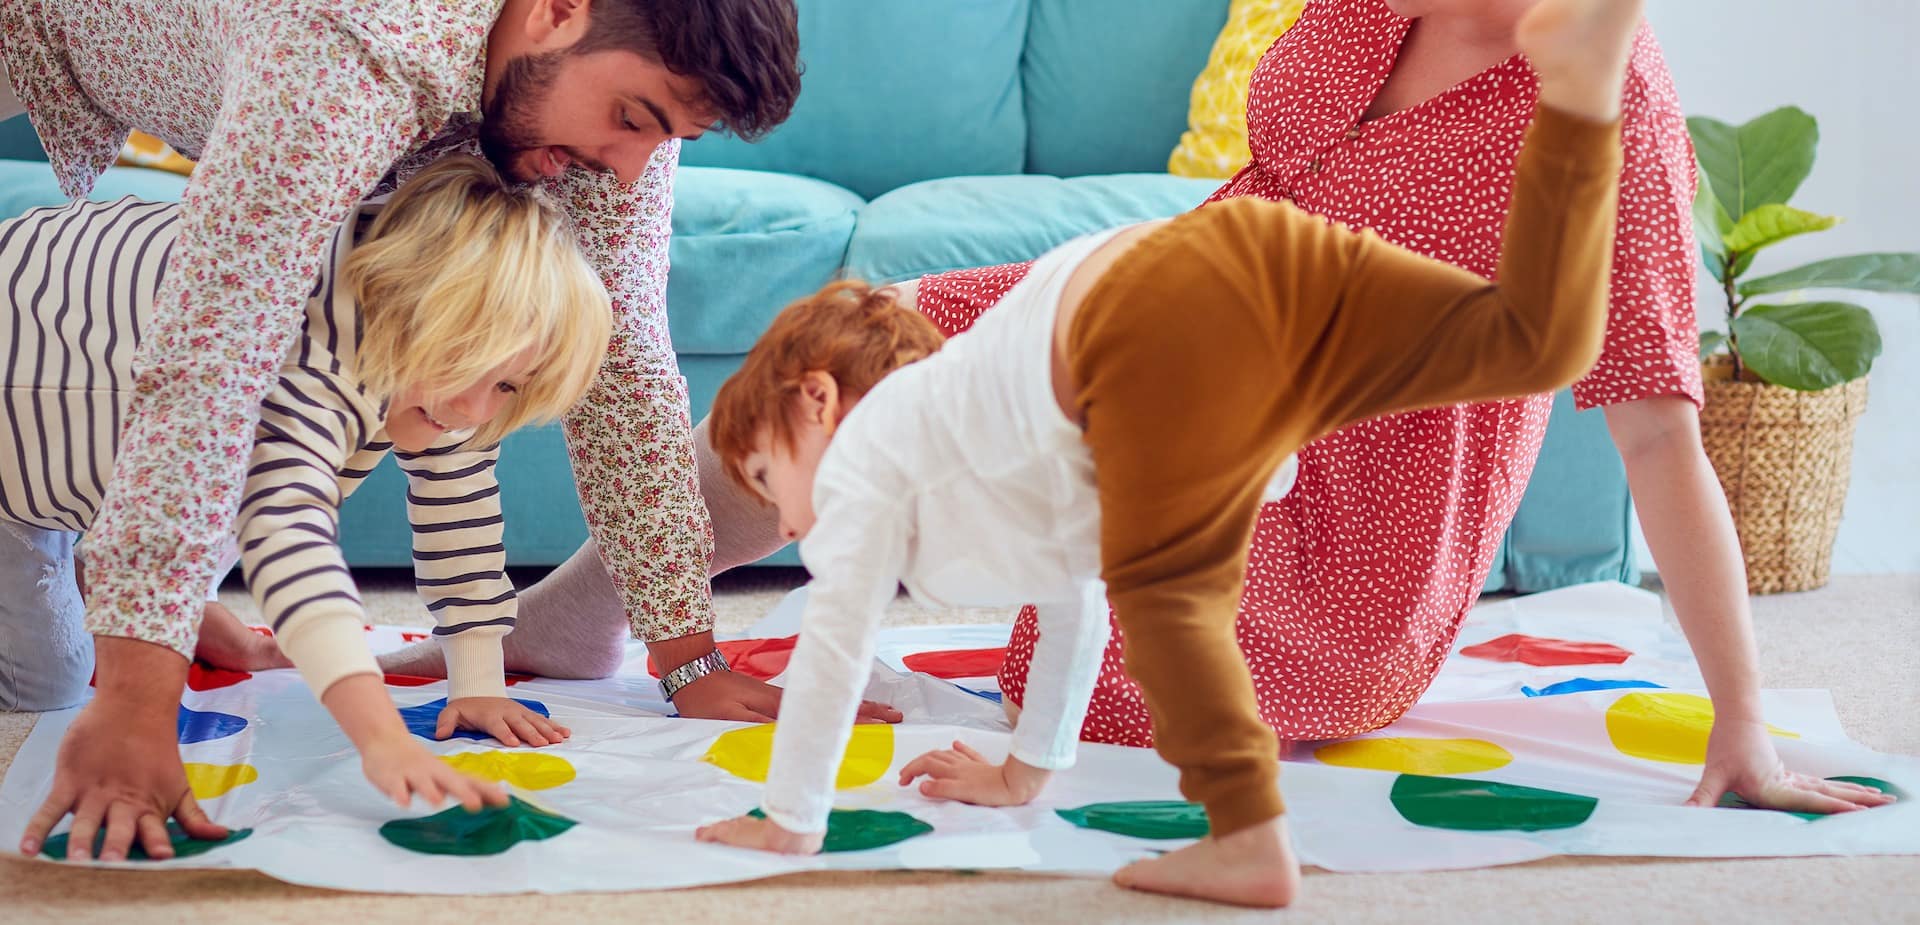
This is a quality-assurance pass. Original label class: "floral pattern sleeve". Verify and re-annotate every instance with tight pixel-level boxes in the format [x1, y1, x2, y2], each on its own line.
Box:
[78, 17, 424, 657]
[553, 140, 717, 641]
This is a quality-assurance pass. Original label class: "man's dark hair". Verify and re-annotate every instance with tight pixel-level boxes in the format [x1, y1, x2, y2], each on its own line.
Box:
[577, 0, 802, 141]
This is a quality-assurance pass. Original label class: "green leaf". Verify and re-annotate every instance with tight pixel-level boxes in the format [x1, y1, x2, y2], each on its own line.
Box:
[1730, 249, 1758, 281]
[1687, 107, 1819, 220]
[1729, 301, 1882, 390]
[1739, 252, 1920, 297]
[1699, 330, 1728, 361]
[1721, 203, 1839, 255]
[1692, 166, 1732, 259]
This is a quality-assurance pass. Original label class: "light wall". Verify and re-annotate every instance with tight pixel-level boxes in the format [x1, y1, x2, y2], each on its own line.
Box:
[1639, 0, 1919, 574]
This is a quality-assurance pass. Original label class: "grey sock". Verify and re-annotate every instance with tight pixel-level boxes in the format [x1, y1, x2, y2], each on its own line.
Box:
[376, 416, 787, 681]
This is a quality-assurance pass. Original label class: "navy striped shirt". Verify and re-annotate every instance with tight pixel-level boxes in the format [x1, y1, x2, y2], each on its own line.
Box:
[0, 198, 516, 699]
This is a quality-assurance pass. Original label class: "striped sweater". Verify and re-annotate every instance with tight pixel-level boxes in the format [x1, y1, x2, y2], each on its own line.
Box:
[0, 197, 514, 700]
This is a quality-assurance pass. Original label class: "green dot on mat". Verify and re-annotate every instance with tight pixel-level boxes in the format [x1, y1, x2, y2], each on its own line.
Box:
[379, 796, 576, 856]
[1054, 801, 1209, 840]
[1717, 775, 1906, 821]
[40, 822, 252, 861]
[1389, 774, 1598, 832]
[746, 808, 933, 852]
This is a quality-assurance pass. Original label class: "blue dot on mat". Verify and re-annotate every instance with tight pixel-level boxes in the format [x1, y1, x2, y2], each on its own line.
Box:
[1521, 678, 1666, 698]
[399, 697, 551, 742]
[960, 687, 1003, 704]
[177, 706, 248, 744]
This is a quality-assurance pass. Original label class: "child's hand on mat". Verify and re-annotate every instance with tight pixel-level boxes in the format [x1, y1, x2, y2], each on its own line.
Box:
[694, 813, 824, 855]
[436, 697, 573, 747]
[359, 734, 508, 811]
[1687, 720, 1897, 814]
[898, 741, 1051, 807]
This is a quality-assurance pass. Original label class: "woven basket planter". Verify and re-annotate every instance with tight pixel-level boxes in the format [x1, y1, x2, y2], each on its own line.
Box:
[1699, 357, 1869, 594]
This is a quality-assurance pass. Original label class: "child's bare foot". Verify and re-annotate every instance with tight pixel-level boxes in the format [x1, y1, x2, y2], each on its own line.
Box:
[1516, 0, 1644, 123]
[194, 601, 292, 671]
[1112, 816, 1301, 908]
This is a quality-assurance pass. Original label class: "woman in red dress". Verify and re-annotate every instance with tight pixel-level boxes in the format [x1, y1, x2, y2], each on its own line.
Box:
[907, 0, 1878, 815]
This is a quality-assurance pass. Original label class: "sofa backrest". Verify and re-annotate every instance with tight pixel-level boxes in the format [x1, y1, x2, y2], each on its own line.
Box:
[0, 116, 48, 161]
[680, 0, 1229, 199]
[1020, 0, 1230, 178]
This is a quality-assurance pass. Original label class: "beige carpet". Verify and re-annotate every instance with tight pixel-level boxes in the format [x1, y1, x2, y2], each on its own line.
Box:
[3, 572, 1916, 924]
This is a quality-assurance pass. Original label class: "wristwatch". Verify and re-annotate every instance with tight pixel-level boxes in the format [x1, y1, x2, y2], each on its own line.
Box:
[660, 650, 732, 702]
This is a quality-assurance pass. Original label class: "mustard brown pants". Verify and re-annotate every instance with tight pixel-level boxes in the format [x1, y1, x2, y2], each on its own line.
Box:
[1066, 105, 1623, 835]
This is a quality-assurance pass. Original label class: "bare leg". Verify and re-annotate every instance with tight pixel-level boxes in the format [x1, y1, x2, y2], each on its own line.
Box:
[378, 416, 787, 680]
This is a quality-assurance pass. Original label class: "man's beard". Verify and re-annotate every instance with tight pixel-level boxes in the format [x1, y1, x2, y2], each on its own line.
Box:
[480, 49, 566, 183]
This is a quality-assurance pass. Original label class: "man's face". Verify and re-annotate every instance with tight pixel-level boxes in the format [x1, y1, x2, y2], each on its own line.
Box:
[482, 48, 718, 185]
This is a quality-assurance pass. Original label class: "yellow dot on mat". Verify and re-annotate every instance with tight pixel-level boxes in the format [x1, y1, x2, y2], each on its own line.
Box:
[1605, 692, 1799, 764]
[703, 723, 893, 790]
[438, 751, 577, 790]
[1313, 737, 1514, 776]
[183, 762, 259, 799]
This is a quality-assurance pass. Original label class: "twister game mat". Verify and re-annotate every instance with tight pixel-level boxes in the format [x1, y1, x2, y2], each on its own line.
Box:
[2, 583, 1913, 893]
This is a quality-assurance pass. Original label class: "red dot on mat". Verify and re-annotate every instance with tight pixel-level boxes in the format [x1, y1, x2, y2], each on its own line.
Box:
[384, 673, 439, 687]
[647, 636, 797, 681]
[186, 663, 253, 691]
[247, 625, 274, 638]
[1458, 634, 1632, 667]
[505, 673, 535, 687]
[902, 647, 1008, 679]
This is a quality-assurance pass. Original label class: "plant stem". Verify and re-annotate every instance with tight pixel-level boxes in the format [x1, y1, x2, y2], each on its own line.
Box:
[1724, 250, 1743, 380]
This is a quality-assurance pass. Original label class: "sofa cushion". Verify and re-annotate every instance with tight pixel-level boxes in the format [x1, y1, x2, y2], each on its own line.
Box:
[667, 166, 864, 356]
[1168, 0, 1307, 180]
[678, 0, 1031, 201]
[0, 159, 189, 214]
[1500, 390, 1639, 591]
[1022, 0, 1230, 178]
[843, 173, 1219, 284]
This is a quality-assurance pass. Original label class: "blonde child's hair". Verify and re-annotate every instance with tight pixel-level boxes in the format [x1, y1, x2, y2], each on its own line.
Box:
[710, 280, 946, 496]
[344, 155, 612, 447]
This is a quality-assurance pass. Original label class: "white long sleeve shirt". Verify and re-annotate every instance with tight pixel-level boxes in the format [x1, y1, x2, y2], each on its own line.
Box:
[759, 230, 1130, 835]
[761, 224, 1303, 833]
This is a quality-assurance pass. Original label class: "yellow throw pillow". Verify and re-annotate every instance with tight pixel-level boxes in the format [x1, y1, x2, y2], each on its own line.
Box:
[117, 131, 196, 176]
[1168, 0, 1307, 179]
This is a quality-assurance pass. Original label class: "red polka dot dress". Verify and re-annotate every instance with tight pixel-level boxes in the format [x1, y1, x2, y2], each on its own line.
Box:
[912, 0, 1704, 746]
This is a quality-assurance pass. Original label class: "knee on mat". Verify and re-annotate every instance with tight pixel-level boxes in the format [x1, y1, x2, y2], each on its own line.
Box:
[0, 652, 95, 713]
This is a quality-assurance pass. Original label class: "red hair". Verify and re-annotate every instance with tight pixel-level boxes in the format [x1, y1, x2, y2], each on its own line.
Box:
[710, 280, 946, 496]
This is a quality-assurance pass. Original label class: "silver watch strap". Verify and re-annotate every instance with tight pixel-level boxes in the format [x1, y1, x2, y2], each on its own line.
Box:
[660, 650, 731, 702]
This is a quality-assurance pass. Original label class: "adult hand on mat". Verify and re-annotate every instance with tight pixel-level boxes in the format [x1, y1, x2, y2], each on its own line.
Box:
[360, 733, 508, 811]
[671, 669, 903, 725]
[436, 697, 573, 747]
[1686, 720, 1898, 814]
[695, 812, 824, 855]
[898, 740, 1050, 807]
[19, 637, 228, 862]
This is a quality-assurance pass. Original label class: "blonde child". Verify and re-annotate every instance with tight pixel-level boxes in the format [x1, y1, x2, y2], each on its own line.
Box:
[1, 156, 611, 852]
[690, 0, 1668, 907]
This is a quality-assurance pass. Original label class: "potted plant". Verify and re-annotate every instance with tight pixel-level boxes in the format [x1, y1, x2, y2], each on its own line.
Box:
[1689, 106, 1920, 593]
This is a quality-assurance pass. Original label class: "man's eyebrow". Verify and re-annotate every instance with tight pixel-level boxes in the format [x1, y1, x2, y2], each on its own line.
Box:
[636, 97, 677, 137]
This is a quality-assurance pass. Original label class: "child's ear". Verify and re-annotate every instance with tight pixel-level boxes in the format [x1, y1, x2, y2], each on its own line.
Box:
[798, 370, 842, 430]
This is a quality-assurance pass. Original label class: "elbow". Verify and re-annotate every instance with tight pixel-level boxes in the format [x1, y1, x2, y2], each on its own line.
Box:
[1514, 301, 1608, 394]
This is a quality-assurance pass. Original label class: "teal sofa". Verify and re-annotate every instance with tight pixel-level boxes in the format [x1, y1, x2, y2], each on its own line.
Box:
[0, 0, 1634, 592]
